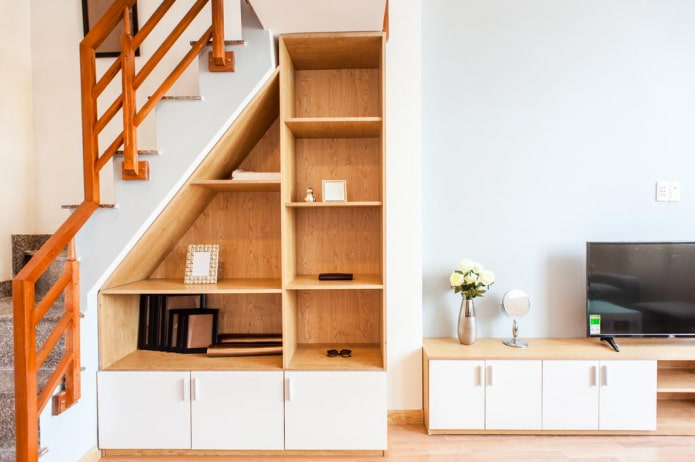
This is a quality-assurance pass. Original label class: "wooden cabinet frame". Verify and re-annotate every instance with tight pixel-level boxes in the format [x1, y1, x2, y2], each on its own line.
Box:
[424, 338, 695, 435]
[96, 32, 387, 456]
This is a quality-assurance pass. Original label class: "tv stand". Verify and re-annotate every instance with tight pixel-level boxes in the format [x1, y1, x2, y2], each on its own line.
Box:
[601, 336, 620, 352]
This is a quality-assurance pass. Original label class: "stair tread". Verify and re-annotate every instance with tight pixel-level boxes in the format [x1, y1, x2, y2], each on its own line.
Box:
[189, 39, 246, 46]
[0, 297, 64, 321]
[115, 149, 161, 155]
[61, 203, 117, 209]
[160, 95, 202, 101]
[0, 368, 54, 394]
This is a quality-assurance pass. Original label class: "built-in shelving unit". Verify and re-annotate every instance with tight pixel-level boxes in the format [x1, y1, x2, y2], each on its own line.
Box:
[96, 32, 387, 455]
[279, 32, 386, 372]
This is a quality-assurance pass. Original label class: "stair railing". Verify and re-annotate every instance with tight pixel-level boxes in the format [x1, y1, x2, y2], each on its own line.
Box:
[14, 2, 230, 461]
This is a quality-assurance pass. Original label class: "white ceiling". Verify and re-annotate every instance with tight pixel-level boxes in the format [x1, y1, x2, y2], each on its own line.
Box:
[247, 0, 387, 36]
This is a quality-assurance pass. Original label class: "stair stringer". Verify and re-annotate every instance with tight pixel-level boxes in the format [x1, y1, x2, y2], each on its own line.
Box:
[35, 10, 275, 462]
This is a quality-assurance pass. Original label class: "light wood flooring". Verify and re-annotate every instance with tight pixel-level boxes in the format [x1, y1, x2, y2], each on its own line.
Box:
[99, 424, 695, 461]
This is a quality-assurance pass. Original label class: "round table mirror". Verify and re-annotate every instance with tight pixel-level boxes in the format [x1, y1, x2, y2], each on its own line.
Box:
[501, 289, 530, 348]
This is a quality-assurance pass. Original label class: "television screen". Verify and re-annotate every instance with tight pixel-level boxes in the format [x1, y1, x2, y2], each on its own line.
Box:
[587, 242, 695, 337]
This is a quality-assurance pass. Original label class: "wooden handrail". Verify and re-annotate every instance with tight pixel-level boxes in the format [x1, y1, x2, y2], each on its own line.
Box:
[14, 201, 95, 462]
[15, 2, 230, 461]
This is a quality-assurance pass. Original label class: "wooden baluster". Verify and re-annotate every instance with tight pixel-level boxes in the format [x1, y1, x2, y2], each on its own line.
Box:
[13, 280, 39, 462]
[120, 5, 149, 180]
[79, 44, 100, 203]
[52, 240, 82, 415]
[209, 0, 234, 72]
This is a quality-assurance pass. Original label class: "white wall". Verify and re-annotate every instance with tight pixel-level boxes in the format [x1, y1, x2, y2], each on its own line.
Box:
[422, 0, 695, 339]
[386, 0, 423, 410]
[0, 0, 36, 280]
[30, 0, 83, 232]
[30, 0, 242, 231]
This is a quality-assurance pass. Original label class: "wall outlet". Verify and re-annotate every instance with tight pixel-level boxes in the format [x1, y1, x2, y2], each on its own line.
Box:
[669, 181, 681, 202]
[656, 181, 669, 202]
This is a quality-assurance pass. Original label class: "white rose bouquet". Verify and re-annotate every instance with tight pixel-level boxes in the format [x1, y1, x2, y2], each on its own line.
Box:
[450, 258, 495, 299]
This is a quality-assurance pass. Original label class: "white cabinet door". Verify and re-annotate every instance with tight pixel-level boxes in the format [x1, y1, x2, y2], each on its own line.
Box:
[485, 360, 542, 430]
[543, 360, 600, 430]
[190, 371, 284, 449]
[284, 371, 387, 450]
[97, 371, 191, 449]
[429, 360, 485, 430]
[599, 360, 657, 431]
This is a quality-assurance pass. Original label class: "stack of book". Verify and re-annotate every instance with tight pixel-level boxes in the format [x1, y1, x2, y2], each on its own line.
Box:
[207, 333, 283, 357]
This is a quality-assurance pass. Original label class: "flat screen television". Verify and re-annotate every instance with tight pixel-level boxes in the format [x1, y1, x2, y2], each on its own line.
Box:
[587, 242, 695, 345]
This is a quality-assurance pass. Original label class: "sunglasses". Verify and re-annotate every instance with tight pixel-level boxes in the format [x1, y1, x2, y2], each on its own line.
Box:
[326, 349, 352, 358]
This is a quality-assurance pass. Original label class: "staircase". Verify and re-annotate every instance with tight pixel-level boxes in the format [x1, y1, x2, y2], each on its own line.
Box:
[2, 236, 67, 462]
[12, 2, 389, 461]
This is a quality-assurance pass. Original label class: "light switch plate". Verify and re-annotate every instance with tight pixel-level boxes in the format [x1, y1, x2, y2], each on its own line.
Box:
[669, 181, 681, 202]
[656, 181, 669, 202]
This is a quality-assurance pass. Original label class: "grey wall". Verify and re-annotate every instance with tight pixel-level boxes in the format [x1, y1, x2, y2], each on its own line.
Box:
[422, 0, 695, 338]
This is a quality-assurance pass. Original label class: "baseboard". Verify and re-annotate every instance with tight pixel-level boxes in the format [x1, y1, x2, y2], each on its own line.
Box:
[388, 409, 424, 425]
[77, 446, 101, 462]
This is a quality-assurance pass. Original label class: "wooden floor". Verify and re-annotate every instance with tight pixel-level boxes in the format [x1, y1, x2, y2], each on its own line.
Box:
[99, 424, 695, 461]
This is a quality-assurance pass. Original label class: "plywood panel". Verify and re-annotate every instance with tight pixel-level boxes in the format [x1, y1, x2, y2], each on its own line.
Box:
[102, 278, 281, 294]
[288, 343, 383, 370]
[286, 117, 382, 138]
[151, 192, 281, 279]
[282, 33, 383, 70]
[295, 69, 380, 117]
[99, 294, 140, 369]
[280, 39, 298, 286]
[105, 349, 283, 371]
[295, 207, 381, 275]
[296, 290, 381, 344]
[294, 138, 381, 202]
[209, 293, 282, 334]
[237, 118, 280, 173]
[283, 290, 298, 369]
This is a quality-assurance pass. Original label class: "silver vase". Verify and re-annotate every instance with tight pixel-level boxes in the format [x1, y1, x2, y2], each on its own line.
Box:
[457, 298, 476, 345]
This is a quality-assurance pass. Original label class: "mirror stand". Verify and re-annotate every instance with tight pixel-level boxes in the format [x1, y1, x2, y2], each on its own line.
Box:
[503, 318, 528, 348]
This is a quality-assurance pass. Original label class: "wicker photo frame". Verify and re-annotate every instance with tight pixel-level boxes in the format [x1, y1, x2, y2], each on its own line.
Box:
[184, 244, 219, 284]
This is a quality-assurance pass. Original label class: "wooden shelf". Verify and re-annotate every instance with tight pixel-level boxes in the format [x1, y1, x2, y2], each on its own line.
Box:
[287, 343, 383, 370]
[286, 274, 383, 290]
[658, 368, 695, 393]
[424, 337, 695, 361]
[190, 179, 280, 192]
[281, 33, 382, 70]
[102, 278, 282, 294]
[285, 117, 382, 138]
[657, 397, 695, 435]
[105, 349, 283, 371]
[286, 201, 382, 208]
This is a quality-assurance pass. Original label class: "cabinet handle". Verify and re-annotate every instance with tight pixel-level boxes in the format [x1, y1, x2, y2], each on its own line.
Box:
[182, 378, 190, 402]
[592, 365, 599, 386]
[285, 377, 293, 402]
[478, 365, 484, 387]
[487, 365, 493, 387]
[603, 365, 608, 386]
[191, 377, 200, 401]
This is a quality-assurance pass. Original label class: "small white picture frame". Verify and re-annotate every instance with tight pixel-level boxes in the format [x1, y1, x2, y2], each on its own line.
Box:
[322, 180, 347, 202]
[184, 244, 219, 284]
